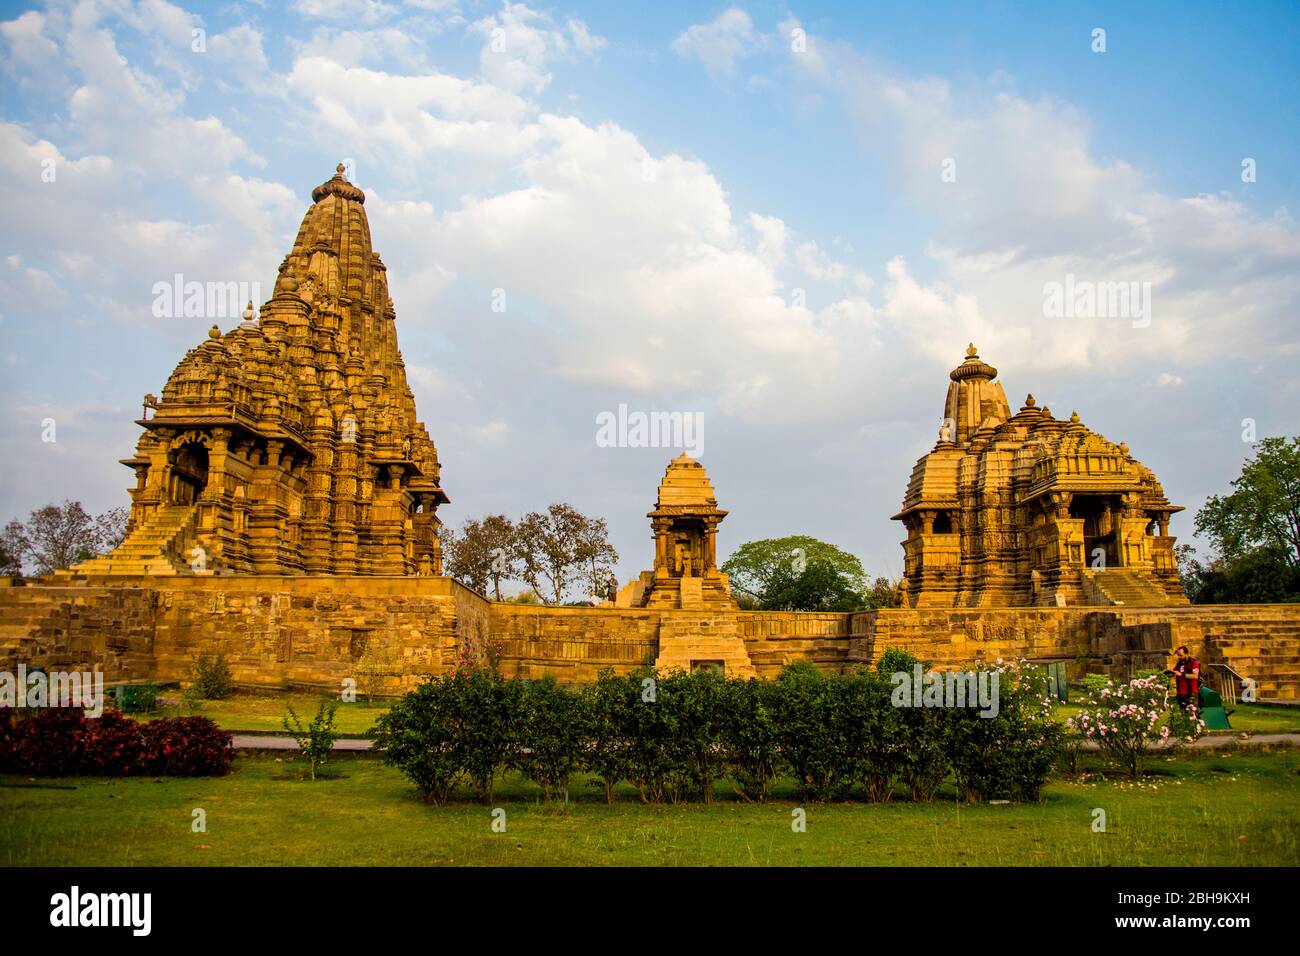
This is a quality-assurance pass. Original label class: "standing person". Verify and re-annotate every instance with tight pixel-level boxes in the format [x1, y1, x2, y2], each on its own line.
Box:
[1172, 645, 1201, 711]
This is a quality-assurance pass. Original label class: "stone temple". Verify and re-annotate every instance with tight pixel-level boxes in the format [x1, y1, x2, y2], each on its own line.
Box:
[2, 168, 1299, 702]
[69, 166, 447, 578]
[894, 344, 1186, 608]
[614, 453, 738, 610]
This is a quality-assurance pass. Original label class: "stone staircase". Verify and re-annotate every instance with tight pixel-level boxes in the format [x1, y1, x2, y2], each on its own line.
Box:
[56, 503, 201, 578]
[1193, 608, 1300, 702]
[1083, 568, 1170, 606]
[654, 612, 757, 678]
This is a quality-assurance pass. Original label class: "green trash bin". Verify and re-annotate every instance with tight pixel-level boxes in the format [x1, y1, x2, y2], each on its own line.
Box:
[1197, 685, 1231, 730]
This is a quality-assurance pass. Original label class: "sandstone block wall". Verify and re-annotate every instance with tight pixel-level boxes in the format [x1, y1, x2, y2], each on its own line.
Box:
[0, 586, 156, 681]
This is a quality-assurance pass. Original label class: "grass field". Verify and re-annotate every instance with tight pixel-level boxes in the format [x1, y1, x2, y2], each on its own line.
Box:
[3, 751, 1297, 866]
[143, 692, 387, 736]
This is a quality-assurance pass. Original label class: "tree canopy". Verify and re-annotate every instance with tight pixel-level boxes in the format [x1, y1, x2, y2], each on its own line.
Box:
[1, 500, 128, 577]
[1185, 437, 1300, 604]
[1195, 437, 1300, 568]
[721, 535, 872, 611]
[442, 503, 618, 606]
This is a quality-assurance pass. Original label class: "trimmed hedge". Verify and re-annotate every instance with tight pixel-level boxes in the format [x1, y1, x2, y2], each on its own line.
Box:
[373, 659, 1064, 806]
[0, 708, 233, 777]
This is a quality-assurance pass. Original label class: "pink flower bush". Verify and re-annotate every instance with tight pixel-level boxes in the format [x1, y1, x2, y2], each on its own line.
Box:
[1066, 676, 1205, 778]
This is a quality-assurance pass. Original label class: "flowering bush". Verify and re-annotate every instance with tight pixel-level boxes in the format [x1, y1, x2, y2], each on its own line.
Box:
[1066, 676, 1205, 778]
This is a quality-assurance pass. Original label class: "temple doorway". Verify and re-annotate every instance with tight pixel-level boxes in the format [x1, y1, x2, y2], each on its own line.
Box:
[1070, 495, 1119, 569]
[170, 441, 209, 504]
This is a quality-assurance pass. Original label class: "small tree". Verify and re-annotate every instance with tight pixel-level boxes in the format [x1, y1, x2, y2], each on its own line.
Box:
[190, 651, 235, 699]
[283, 701, 340, 781]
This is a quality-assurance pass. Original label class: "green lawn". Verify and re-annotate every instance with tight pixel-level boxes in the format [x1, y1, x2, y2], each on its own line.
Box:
[141, 691, 387, 736]
[3, 751, 1297, 866]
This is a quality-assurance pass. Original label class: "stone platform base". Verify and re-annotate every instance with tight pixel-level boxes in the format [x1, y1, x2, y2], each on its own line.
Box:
[2, 576, 1298, 699]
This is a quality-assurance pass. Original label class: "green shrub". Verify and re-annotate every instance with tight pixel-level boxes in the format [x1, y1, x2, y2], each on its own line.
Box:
[115, 682, 159, 714]
[944, 661, 1063, 803]
[580, 670, 635, 803]
[719, 677, 783, 802]
[514, 676, 586, 801]
[876, 647, 921, 678]
[283, 700, 340, 781]
[372, 675, 464, 805]
[659, 669, 728, 803]
[190, 651, 234, 700]
[774, 661, 859, 801]
[455, 668, 521, 804]
[857, 668, 905, 802]
[620, 667, 682, 804]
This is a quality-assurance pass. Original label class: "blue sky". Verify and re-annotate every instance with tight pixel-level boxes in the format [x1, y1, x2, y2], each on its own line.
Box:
[1, 0, 1297, 591]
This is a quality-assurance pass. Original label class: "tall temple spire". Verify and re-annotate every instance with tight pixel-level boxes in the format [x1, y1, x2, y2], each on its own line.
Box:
[68, 166, 447, 577]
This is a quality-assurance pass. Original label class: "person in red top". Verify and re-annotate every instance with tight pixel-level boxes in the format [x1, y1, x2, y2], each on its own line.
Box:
[1172, 645, 1200, 711]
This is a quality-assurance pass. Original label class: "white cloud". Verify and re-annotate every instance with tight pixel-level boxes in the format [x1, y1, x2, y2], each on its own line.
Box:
[470, 2, 604, 96]
[292, 0, 399, 25]
[672, 7, 761, 77]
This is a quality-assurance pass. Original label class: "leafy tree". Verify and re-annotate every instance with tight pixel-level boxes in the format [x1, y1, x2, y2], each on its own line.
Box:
[760, 558, 867, 611]
[443, 514, 518, 600]
[868, 575, 903, 609]
[0, 520, 27, 576]
[1183, 545, 1300, 605]
[574, 515, 619, 600]
[512, 503, 590, 605]
[1196, 437, 1300, 567]
[721, 535, 867, 606]
[3, 500, 128, 576]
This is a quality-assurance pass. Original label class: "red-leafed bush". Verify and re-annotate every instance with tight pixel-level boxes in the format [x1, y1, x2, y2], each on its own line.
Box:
[140, 717, 234, 776]
[0, 710, 233, 777]
[83, 711, 149, 775]
[0, 708, 15, 771]
[6, 708, 91, 776]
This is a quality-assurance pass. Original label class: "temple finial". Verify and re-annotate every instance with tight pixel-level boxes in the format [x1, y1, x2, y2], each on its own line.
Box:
[966, 342, 978, 358]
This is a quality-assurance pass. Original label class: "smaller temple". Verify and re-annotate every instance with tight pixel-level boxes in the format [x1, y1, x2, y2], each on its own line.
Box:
[613, 454, 738, 610]
[893, 344, 1188, 608]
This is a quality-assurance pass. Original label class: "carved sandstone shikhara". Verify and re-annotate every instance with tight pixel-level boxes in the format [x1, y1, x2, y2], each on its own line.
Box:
[67, 166, 447, 577]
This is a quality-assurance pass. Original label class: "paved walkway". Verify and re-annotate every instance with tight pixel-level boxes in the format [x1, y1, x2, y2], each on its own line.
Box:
[233, 735, 373, 751]
[229, 732, 1300, 754]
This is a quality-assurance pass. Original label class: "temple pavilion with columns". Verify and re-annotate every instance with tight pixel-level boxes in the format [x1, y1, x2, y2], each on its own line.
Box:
[892, 344, 1188, 608]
